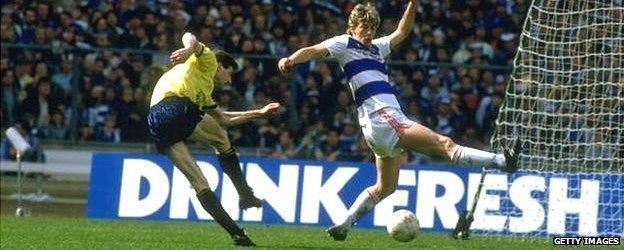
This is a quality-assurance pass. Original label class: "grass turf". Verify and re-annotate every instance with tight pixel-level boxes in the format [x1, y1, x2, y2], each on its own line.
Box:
[0, 216, 556, 250]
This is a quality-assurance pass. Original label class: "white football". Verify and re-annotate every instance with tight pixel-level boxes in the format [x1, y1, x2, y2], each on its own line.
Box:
[386, 209, 419, 242]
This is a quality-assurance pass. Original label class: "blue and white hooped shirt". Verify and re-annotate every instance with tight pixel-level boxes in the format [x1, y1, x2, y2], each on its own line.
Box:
[322, 34, 401, 125]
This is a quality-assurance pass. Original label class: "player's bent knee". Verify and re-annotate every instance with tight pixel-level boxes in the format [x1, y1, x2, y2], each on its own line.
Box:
[211, 133, 231, 152]
[215, 140, 231, 153]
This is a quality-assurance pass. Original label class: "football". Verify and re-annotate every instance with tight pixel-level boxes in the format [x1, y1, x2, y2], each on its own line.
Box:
[386, 210, 420, 242]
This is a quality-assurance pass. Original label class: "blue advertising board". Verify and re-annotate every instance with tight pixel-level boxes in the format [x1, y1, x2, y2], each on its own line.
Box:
[87, 153, 622, 237]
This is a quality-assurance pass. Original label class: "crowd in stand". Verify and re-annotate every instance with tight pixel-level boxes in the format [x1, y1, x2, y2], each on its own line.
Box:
[1, 0, 527, 163]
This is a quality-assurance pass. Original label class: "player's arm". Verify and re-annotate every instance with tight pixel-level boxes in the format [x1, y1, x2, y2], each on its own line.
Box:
[278, 43, 329, 73]
[205, 103, 280, 127]
[170, 32, 206, 64]
[388, 0, 417, 48]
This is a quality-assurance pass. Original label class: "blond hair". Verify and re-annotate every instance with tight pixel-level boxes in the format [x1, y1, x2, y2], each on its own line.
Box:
[347, 3, 380, 29]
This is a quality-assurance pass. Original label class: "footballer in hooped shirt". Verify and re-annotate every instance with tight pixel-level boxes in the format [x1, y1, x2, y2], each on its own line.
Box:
[278, 0, 520, 241]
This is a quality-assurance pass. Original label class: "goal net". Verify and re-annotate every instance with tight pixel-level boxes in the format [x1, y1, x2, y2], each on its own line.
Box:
[484, 0, 623, 237]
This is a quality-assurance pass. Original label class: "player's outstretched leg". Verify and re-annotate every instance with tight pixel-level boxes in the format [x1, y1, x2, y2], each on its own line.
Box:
[165, 142, 256, 247]
[217, 147, 262, 210]
[397, 122, 519, 172]
[327, 156, 401, 241]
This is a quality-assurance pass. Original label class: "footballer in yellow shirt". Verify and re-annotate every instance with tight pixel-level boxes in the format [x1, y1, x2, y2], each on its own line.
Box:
[147, 32, 279, 247]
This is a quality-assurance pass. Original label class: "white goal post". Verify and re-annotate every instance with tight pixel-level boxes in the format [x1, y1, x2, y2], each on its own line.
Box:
[476, 0, 622, 237]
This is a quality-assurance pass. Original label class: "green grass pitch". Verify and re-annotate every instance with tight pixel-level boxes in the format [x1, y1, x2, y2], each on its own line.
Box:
[0, 216, 558, 249]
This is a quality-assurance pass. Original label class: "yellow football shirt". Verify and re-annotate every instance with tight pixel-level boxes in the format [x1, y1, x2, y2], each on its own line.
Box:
[150, 45, 218, 110]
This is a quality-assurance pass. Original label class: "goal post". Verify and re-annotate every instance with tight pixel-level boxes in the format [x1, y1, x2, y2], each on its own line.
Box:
[474, 0, 622, 237]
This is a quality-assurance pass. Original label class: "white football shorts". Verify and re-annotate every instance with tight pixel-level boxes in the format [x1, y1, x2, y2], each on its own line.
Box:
[360, 107, 415, 158]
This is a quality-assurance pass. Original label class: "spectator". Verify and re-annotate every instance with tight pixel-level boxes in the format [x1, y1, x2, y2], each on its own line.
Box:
[17, 77, 60, 129]
[454, 76, 480, 119]
[86, 85, 110, 130]
[123, 86, 149, 142]
[268, 26, 288, 56]
[18, 8, 38, 44]
[405, 99, 430, 126]
[78, 122, 94, 142]
[114, 87, 133, 140]
[420, 74, 449, 114]
[315, 129, 341, 161]
[338, 123, 358, 161]
[1, 69, 20, 127]
[51, 58, 73, 98]
[43, 110, 69, 140]
[432, 97, 463, 137]
[297, 120, 326, 159]
[235, 66, 261, 107]
[15, 60, 36, 90]
[0, 14, 19, 43]
[257, 119, 279, 149]
[271, 130, 301, 159]
[476, 91, 505, 139]
[95, 114, 121, 143]
[229, 127, 255, 148]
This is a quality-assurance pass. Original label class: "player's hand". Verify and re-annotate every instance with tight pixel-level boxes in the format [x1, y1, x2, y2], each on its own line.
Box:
[260, 102, 280, 118]
[278, 57, 292, 74]
[170, 47, 193, 65]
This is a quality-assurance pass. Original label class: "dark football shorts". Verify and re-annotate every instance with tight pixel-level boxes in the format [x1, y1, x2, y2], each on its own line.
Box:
[147, 96, 203, 153]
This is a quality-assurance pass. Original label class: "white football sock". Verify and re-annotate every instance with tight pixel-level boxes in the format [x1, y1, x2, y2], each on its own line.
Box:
[452, 145, 505, 168]
[340, 188, 379, 228]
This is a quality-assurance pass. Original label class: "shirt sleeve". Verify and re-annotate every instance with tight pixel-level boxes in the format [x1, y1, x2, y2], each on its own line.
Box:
[188, 46, 217, 83]
[373, 35, 392, 59]
[321, 35, 347, 58]
[196, 46, 217, 70]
